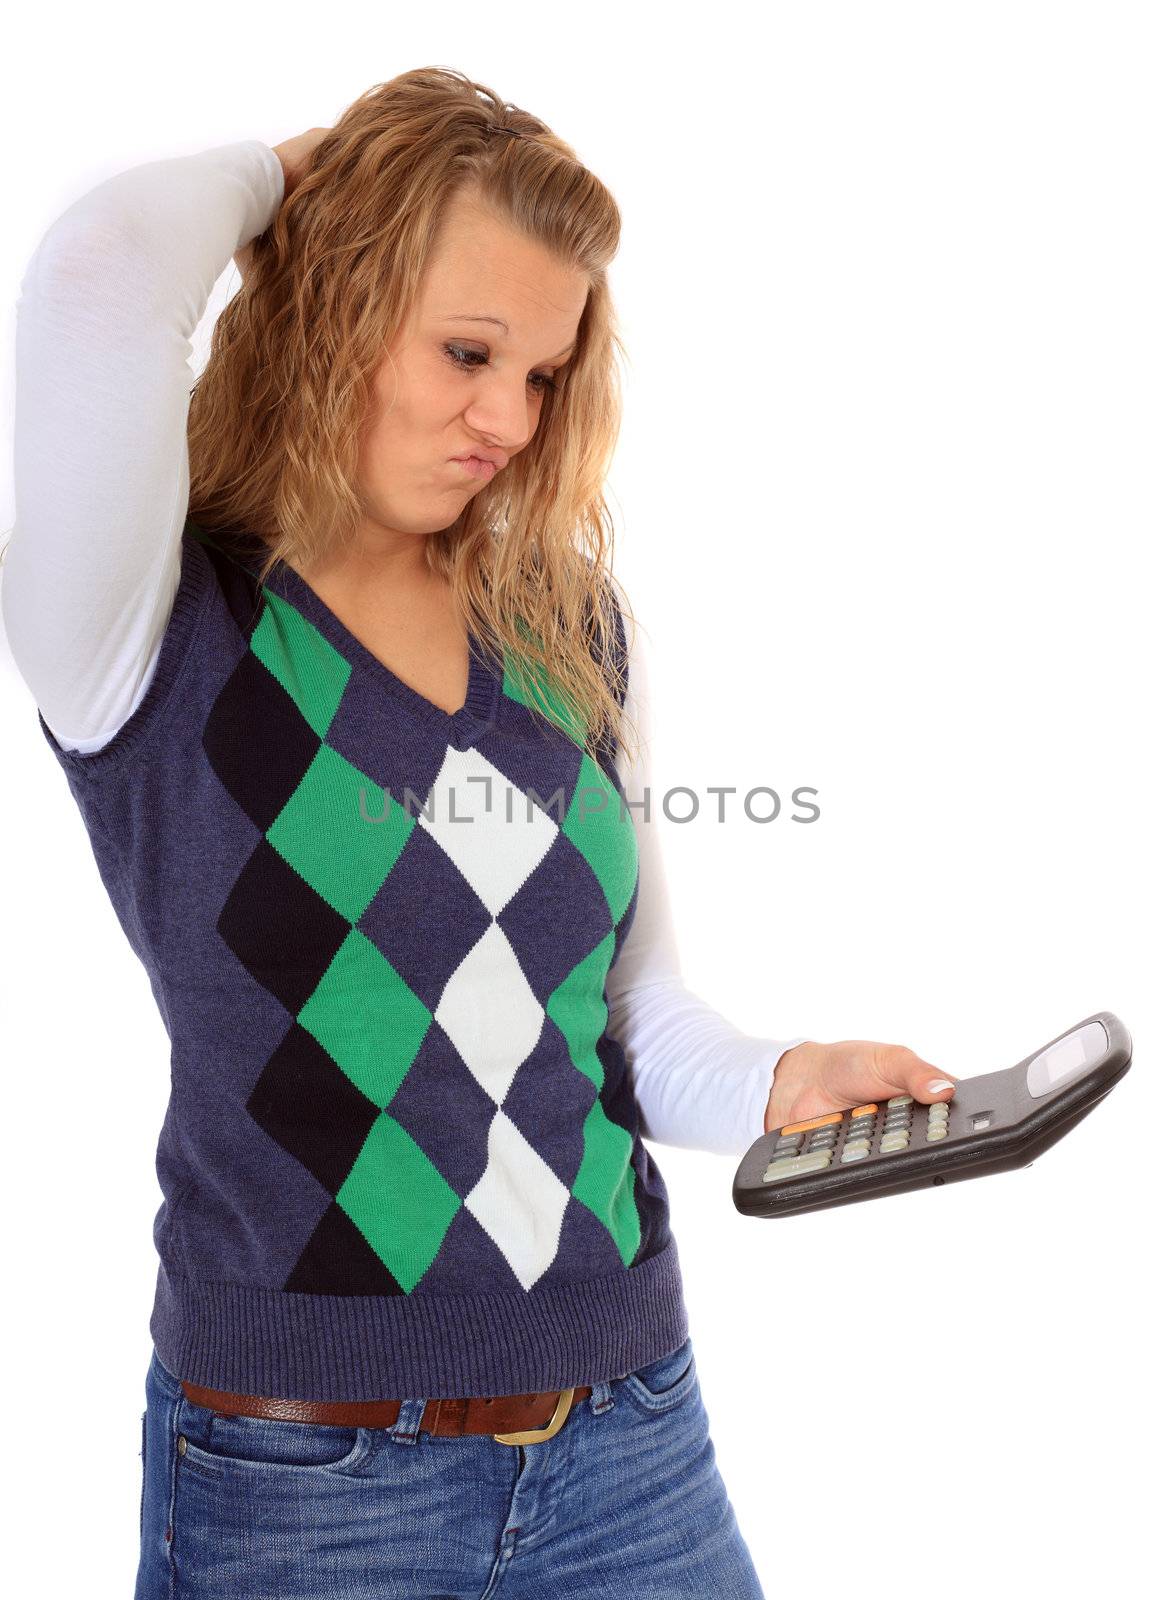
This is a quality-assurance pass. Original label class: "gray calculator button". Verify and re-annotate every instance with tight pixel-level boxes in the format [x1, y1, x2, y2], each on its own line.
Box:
[768, 1151, 833, 1171]
[880, 1134, 910, 1152]
[843, 1137, 871, 1151]
[841, 1145, 870, 1163]
[928, 1102, 949, 1118]
[766, 1152, 833, 1181]
[887, 1095, 913, 1108]
[925, 1125, 948, 1141]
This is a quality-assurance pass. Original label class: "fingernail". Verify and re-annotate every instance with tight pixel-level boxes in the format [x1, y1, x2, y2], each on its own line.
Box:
[927, 1079, 955, 1094]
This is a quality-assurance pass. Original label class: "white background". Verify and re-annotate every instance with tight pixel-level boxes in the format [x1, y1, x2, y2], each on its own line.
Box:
[1, 4, 1166, 1596]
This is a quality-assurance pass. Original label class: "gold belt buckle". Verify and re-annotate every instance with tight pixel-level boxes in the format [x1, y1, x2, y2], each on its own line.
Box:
[493, 1386, 577, 1446]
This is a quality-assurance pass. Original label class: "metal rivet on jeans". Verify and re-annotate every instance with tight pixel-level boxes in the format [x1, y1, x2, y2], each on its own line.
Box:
[177, 1435, 187, 1455]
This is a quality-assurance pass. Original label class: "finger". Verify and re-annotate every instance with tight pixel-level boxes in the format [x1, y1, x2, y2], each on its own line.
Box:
[877, 1044, 956, 1103]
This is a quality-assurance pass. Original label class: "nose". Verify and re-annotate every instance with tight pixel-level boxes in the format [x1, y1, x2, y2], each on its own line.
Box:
[463, 381, 534, 455]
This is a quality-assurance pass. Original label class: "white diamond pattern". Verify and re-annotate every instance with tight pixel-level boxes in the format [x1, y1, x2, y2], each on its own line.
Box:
[417, 745, 560, 916]
[433, 923, 545, 1101]
[464, 1108, 572, 1290]
[424, 743, 572, 1290]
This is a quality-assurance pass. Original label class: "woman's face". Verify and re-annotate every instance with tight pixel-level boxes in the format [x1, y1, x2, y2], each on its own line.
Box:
[355, 185, 589, 542]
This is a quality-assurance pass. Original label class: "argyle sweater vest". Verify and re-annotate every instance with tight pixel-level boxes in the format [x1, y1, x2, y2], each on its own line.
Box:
[38, 518, 688, 1401]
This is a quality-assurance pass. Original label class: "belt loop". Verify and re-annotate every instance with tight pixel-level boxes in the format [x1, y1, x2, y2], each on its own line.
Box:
[589, 1378, 615, 1415]
[388, 1397, 427, 1446]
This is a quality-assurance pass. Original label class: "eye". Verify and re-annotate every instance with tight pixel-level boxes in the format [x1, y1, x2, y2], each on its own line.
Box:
[444, 343, 560, 395]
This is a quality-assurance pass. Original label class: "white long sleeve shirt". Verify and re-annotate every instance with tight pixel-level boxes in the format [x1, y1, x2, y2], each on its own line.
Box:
[2, 138, 807, 1157]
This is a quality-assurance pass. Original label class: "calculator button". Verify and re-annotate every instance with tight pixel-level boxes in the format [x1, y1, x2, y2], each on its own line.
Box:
[779, 1113, 845, 1136]
[925, 1126, 948, 1141]
[841, 1145, 870, 1163]
[765, 1152, 833, 1181]
[887, 1095, 913, 1108]
[880, 1133, 910, 1152]
[851, 1104, 879, 1118]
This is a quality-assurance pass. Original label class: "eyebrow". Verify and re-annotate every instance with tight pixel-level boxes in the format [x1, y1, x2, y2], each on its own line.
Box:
[441, 315, 576, 360]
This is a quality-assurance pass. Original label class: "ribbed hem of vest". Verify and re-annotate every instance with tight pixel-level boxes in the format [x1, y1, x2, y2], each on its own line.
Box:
[149, 1233, 689, 1401]
[37, 526, 212, 778]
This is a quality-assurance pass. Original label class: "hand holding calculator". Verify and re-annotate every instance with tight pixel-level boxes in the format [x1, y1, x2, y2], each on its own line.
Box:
[733, 1011, 1131, 1218]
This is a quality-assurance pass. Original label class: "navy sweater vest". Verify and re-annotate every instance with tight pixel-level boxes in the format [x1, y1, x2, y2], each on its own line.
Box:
[37, 519, 688, 1401]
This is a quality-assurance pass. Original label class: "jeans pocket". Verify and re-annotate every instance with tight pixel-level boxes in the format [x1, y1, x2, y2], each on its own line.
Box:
[175, 1395, 376, 1477]
[620, 1335, 699, 1416]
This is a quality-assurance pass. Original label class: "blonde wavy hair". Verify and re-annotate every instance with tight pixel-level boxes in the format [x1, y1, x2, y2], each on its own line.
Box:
[187, 66, 639, 773]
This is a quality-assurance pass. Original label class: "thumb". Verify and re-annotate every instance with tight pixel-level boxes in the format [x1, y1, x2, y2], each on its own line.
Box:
[877, 1043, 956, 1103]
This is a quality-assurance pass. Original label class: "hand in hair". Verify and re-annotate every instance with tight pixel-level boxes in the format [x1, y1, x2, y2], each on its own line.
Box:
[234, 125, 332, 288]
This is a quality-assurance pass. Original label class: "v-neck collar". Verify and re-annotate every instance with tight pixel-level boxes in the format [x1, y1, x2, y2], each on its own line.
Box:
[231, 533, 502, 748]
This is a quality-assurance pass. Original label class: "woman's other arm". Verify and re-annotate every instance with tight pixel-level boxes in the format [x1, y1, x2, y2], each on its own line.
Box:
[605, 608, 809, 1156]
[2, 140, 284, 752]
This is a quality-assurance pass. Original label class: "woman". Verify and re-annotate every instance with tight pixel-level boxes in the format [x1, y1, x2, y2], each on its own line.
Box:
[4, 67, 955, 1599]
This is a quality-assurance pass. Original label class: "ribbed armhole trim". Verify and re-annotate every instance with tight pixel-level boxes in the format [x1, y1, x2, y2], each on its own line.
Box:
[37, 525, 213, 779]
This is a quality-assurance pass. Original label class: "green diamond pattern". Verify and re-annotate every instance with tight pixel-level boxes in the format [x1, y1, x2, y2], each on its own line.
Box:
[336, 1112, 463, 1293]
[563, 752, 638, 924]
[572, 1099, 642, 1266]
[268, 743, 415, 922]
[251, 587, 351, 737]
[298, 927, 433, 1106]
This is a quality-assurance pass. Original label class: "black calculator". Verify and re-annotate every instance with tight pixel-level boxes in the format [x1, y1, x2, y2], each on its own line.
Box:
[732, 1011, 1132, 1219]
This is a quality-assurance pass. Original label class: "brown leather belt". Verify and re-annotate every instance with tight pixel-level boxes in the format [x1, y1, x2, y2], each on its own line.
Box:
[181, 1379, 593, 1445]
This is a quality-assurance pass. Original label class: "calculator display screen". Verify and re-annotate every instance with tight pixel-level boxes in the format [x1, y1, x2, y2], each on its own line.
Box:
[1025, 1020, 1109, 1098]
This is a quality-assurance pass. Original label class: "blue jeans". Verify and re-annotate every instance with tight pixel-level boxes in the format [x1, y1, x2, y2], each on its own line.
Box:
[135, 1336, 765, 1598]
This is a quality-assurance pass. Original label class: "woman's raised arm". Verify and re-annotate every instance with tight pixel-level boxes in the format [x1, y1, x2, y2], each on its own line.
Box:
[3, 139, 284, 752]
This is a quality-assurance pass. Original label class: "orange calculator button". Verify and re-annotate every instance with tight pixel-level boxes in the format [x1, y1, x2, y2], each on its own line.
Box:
[779, 1112, 845, 1136]
[851, 1104, 878, 1118]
